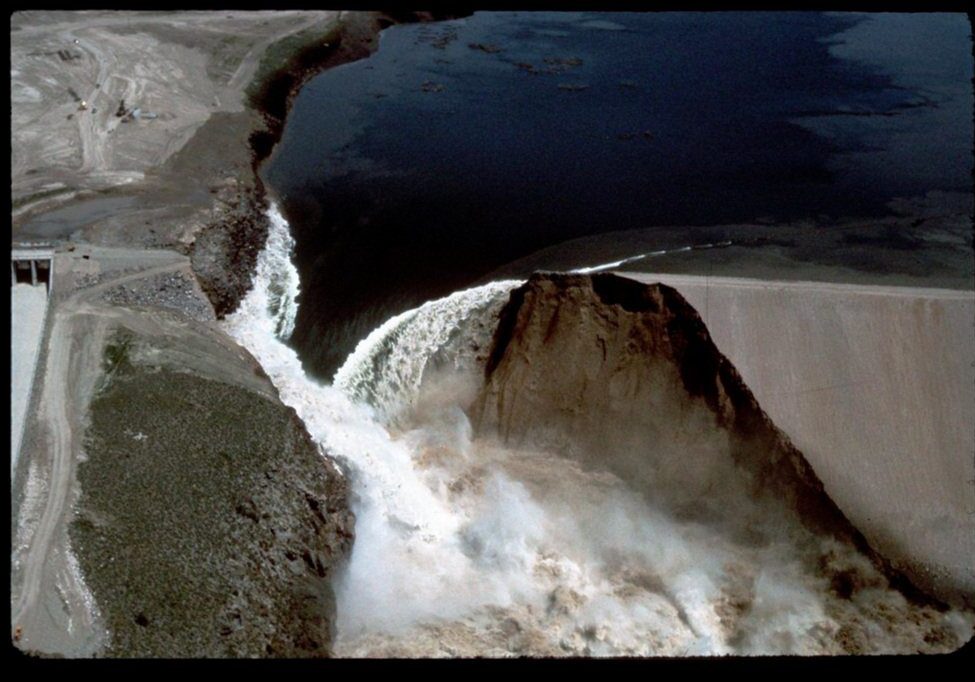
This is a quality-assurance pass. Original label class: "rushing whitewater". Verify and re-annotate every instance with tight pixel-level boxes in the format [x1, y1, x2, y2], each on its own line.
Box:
[225, 206, 973, 656]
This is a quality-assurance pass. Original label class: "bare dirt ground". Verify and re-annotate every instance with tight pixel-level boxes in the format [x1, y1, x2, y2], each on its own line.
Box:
[10, 10, 340, 230]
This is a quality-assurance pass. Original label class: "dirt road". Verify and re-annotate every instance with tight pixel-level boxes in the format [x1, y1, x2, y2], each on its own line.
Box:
[11, 248, 198, 655]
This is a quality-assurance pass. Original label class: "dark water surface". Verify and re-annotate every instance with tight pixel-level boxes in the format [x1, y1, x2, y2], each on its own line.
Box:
[262, 11, 973, 379]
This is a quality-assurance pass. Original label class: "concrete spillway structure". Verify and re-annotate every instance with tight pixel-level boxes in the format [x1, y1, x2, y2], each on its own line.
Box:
[11, 246, 54, 483]
[617, 271, 975, 605]
[12, 246, 54, 293]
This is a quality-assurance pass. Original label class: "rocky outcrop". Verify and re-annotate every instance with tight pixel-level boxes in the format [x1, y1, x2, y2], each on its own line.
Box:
[474, 272, 935, 605]
[70, 318, 354, 657]
[190, 185, 270, 319]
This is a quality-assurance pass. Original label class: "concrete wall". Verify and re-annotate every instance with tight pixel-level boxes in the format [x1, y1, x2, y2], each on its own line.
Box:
[12, 248, 54, 292]
[11, 284, 50, 481]
[619, 272, 975, 604]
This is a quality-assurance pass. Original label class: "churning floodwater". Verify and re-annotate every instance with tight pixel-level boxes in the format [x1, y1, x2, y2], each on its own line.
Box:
[261, 11, 974, 379]
[224, 205, 974, 656]
[233, 12, 975, 655]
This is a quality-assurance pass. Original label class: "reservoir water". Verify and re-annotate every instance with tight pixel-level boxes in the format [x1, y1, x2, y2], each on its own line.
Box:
[261, 11, 974, 379]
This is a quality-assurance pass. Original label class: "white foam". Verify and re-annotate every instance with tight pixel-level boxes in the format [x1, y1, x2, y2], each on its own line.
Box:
[571, 253, 647, 274]
[334, 278, 521, 423]
[570, 241, 736, 275]
[224, 206, 974, 656]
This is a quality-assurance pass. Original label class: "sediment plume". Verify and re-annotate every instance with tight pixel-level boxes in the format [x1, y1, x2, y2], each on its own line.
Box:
[230, 218, 974, 655]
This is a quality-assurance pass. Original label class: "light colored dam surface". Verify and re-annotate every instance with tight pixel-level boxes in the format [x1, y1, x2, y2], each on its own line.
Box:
[618, 271, 975, 599]
[11, 283, 50, 479]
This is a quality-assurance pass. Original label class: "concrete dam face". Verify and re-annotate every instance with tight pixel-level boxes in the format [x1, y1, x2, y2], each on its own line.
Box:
[228, 215, 973, 657]
[11, 247, 53, 481]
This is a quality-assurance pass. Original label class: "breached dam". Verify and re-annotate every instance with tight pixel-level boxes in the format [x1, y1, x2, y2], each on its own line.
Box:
[11, 246, 54, 482]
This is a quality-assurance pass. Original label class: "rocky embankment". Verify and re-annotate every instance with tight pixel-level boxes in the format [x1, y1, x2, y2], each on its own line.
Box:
[70, 318, 354, 657]
[190, 185, 271, 318]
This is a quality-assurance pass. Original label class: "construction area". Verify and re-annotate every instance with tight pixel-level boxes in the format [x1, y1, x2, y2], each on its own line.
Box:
[11, 10, 342, 239]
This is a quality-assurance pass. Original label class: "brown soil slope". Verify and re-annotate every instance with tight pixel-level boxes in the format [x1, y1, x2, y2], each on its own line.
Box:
[475, 273, 940, 606]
